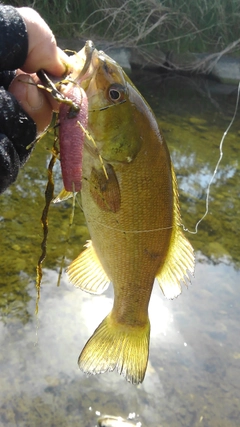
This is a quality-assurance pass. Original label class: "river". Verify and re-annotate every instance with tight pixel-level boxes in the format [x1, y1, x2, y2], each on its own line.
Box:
[0, 71, 239, 427]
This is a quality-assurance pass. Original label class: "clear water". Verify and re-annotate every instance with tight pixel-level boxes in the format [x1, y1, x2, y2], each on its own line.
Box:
[0, 73, 239, 427]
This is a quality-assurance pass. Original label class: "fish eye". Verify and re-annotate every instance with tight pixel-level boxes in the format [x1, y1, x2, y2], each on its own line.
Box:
[107, 83, 126, 103]
[109, 89, 120, 100]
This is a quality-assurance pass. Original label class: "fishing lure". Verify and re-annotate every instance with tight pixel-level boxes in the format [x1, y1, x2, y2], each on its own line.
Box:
[37, 68, 87, 193]
[58, 84, 88, 192]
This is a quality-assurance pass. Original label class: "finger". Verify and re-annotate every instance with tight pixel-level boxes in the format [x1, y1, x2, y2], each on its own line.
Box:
[17, 7, 71, 76]
[8, 73, 53, 134]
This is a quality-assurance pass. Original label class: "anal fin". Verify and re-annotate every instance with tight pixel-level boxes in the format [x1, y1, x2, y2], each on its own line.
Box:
[67, 240, 110, 294]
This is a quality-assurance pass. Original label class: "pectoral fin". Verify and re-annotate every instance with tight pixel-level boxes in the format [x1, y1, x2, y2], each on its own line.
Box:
[156, 164, 195, 299]
[89, 163, 121, 212]
[67, 240, 110, 294]
[53, 188, 73, 203]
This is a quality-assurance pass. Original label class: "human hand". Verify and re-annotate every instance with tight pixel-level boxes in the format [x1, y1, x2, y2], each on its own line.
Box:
[0, 6, 72, 194]
[9, 7, 71, 134]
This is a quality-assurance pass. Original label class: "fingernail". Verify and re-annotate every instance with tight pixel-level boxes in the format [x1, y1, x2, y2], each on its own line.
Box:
[26, 77, 43, 110]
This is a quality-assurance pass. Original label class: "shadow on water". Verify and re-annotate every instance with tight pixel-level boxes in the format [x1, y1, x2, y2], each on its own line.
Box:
[0, 73, 240, 427]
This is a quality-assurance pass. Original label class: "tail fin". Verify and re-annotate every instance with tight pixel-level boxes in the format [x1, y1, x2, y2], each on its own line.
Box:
[78, 312, 150, 384]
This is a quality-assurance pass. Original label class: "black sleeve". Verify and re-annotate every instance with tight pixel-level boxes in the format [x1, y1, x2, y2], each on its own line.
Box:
[0, 5, 28, 71]
[0, 5, 37, 194]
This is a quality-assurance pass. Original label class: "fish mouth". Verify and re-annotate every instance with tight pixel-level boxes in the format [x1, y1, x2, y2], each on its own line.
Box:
[71, 40, 99, 90]
[37, 41, 119, 107]
[72, 41, 121, 93]
[76, 40, 95, 80]
[36, 41, 97, 101]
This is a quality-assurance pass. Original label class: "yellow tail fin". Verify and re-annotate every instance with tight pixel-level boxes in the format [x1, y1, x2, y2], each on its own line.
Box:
[78, 312, 150, 384]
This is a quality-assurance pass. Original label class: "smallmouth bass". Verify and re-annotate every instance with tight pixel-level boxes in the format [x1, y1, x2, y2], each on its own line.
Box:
[66, 42, 195, 384]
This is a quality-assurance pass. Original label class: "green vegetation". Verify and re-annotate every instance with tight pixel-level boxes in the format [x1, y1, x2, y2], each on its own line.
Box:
[4, 0, 240, 54]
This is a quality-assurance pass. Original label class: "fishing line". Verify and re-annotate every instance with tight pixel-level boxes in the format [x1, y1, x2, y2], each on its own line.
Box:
[88, 217, 174, 233]
[182, 81, 240, 235]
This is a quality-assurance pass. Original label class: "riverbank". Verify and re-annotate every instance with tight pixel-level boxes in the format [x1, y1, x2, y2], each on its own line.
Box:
[58, 38, 240, 86]
[4, 0, 240, 85]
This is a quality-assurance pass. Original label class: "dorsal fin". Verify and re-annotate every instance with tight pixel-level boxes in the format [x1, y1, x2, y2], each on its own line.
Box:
[156, 164, 195, 299]
[67, 240, 110, 294]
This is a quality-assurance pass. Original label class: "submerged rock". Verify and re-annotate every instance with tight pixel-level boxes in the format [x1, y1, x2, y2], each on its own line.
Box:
[98, 415, 139, 427]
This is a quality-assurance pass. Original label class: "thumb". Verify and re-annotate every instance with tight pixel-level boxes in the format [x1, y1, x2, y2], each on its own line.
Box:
[8, 73, 53, 134]
[18, 7, 70, 76]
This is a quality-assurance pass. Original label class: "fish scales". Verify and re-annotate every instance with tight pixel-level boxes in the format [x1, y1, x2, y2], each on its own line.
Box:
[82, 126, 173, 323]
[66, 42, 194, 384]
[81, 77, 173, 320]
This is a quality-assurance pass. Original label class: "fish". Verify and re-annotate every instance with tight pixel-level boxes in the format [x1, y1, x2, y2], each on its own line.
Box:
[67, 42, 195, 384]
[97, 415, 139, 427]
